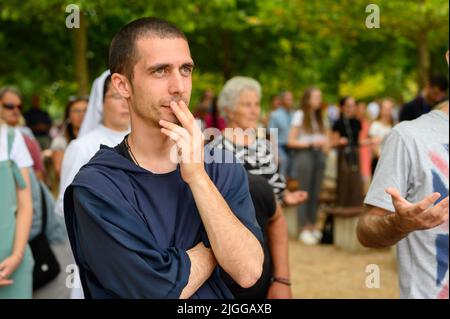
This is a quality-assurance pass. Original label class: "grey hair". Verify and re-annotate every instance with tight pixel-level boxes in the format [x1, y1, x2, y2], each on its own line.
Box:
[0, 86, 22, 101]
[217, 76, 262, 116]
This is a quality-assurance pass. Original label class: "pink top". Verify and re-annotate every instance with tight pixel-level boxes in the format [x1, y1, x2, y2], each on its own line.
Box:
[205, 114, 227, 131]
[23, 134, 45, 174]
[358, 118, 372, 178]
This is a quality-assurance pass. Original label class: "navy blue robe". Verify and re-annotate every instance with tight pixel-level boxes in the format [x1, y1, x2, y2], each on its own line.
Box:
[64, 144, 263, 299]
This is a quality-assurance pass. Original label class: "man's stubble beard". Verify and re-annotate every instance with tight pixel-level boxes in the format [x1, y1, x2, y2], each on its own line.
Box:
[132, 100, 182, 128]
[129, 82, 188, 127]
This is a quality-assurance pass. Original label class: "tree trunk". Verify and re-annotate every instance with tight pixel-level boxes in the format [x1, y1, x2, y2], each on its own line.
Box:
[74, 12, 89, 95]
[222, 30, 232, 80]
[417, 29, 429, 90]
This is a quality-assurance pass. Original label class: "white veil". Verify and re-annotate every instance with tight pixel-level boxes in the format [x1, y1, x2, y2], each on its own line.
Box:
[78, 70, 110, 137]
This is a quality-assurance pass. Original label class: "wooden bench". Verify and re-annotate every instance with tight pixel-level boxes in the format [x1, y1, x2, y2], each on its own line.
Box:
[323, 206, 368, 253]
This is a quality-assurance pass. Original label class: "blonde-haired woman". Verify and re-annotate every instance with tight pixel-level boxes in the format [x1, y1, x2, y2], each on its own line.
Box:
[0, 93, 34, 298]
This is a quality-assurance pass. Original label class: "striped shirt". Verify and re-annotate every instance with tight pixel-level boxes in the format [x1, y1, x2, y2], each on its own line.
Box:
[208, 135, 286, 200]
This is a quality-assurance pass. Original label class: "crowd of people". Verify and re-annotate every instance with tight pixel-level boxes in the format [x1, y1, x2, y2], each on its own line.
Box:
[0, 17, 448, 300]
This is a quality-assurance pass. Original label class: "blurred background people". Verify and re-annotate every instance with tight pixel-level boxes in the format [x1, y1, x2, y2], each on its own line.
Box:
[269, 90, 295, 178]
[399, 74, 448, 122]
[210, 76, 307, 298]
[288, 87, 329, 245]
[0, 100, 34, 298]
[331, 96, 365, 209]
[194, 89, 226, 132]
[369, 98, 395, 175]
[356, 100, 372, 191]
[24, 94, 52, 150]
[50, 96, 88, 179]
[0, 87, 46, 182]
[261, 94, 282, 128]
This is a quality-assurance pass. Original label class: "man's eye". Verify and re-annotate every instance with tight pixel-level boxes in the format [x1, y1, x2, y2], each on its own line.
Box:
[181, 66, 192, 76]
[153, 68, 166, 77]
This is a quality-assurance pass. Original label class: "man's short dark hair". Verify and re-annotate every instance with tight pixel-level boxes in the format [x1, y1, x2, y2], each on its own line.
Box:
[429, 75, 449, 92]
[109, 17, 187, 82]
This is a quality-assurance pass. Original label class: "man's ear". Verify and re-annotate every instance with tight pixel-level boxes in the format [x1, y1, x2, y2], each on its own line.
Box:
[111, 73, 132, 99]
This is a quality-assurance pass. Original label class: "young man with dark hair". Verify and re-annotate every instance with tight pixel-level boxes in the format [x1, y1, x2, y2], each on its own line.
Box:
[399, 74, 448, 122]
[64, 17, 263, 299]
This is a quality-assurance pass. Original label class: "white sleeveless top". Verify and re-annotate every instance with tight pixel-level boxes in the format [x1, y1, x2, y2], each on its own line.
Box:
[0, 124, 33, 168]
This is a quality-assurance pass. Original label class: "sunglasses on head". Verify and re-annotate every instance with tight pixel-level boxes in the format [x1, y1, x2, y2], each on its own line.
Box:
[2, 103, 22, 111]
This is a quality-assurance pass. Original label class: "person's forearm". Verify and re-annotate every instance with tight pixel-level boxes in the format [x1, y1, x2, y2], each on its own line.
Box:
[267, 204, 290, 278]
[13, 168, 33, 259]
[188, 172, 263, 288]
[180, 243, 217, 299]
[287, 127, 310, 149]
[287, 139, 311, 149]
[35, 170, 46, 182]
[359, 137, 373, 146]
[330, 133, 341, 148]
[357, 208, 409, 248]
[52, 151, 64, 179]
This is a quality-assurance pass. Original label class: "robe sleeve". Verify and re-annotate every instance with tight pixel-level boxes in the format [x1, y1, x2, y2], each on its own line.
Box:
[222, 163, 264, 244]
[71, 186, 191, 299]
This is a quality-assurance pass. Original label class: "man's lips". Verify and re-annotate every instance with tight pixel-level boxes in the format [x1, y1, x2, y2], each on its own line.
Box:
[161, 105, 174, 113]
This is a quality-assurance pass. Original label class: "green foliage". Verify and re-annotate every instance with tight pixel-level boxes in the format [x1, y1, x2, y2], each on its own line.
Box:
[0, 0, 448, 118]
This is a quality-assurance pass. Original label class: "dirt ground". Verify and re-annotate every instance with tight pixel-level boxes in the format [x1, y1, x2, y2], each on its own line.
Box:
[288, 240, 400, 299]
[34, 240, 400, 299]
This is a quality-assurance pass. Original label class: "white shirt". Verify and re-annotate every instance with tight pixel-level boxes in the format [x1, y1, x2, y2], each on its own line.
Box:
[0, 124, 33, 168]
[50, 135, 68, 151]
[369, 121, 392, 155]
[365, 110, 449, 298]
[367, 102, 380, 120]
[369, 121, 392, 140]
[291, 110, 327, 144]
[55, 125, 129, 217]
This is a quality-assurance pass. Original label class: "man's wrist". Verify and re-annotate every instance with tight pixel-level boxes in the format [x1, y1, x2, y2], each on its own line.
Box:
[11, 252, 23, 262]
[271, 276, 291, 286]
[186, 169, 209, 186]
[389, 213, 412, 236]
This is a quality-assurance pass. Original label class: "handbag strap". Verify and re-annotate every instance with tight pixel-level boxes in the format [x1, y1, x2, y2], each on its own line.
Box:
[7, 126, 15, 155]
[7, 126, 27, 189]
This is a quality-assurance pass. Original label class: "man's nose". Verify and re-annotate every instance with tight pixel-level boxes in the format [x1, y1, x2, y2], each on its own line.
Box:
[168, 71, 185, 96]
